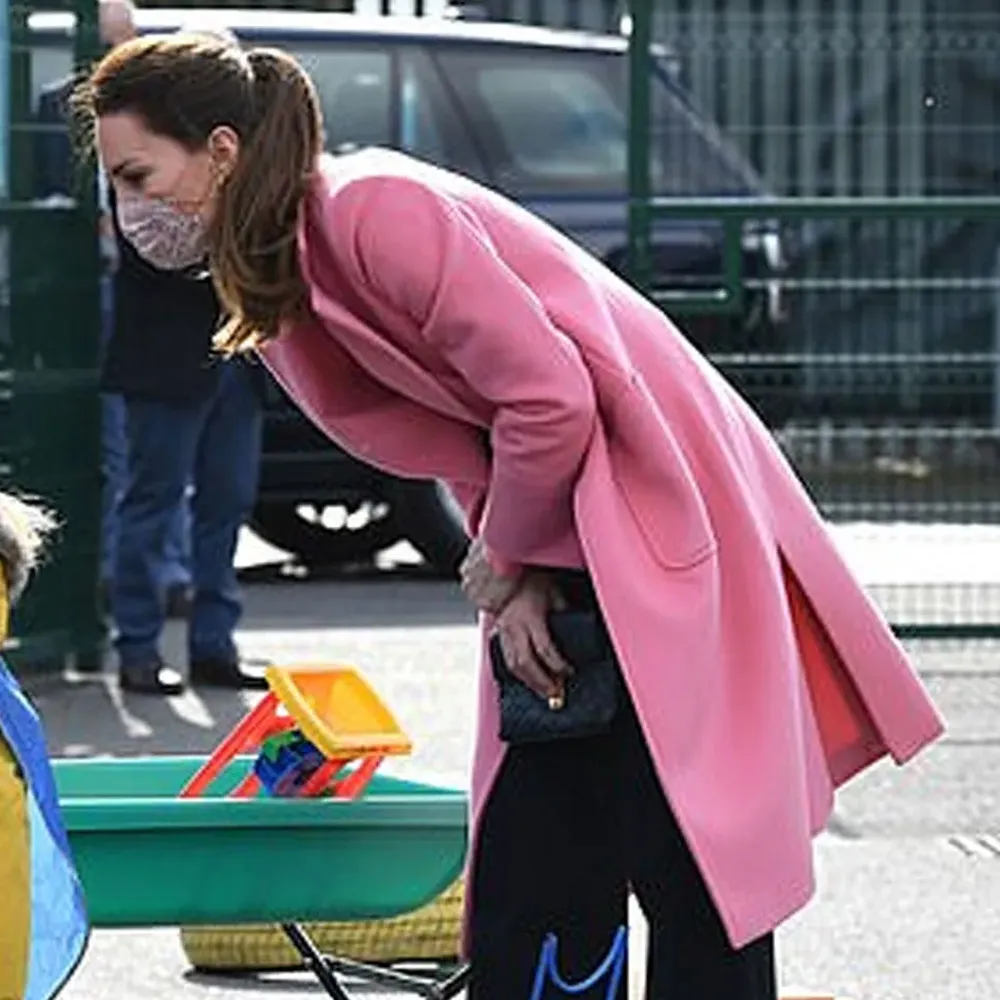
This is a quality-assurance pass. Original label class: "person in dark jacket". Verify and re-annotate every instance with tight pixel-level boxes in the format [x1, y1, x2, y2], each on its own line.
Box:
[34, 0, 192, 618]
[105, 187, 269, 694]
[38, 1, 270, 695]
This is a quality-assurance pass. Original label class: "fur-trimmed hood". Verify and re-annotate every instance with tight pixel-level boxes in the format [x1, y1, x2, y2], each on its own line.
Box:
[0, 493, 57, 604]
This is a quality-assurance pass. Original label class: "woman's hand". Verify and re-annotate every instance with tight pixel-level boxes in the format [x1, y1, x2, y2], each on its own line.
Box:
[492, 572, 572, 703]
[460, 536, 522, 615]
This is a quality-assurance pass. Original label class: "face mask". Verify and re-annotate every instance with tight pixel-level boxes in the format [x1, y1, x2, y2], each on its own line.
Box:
[116, 195, 208, 272]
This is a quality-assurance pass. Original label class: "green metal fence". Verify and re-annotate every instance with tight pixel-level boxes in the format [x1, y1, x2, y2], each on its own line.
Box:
[626, 2, 1000, 637]
[1, 0, 105, 672]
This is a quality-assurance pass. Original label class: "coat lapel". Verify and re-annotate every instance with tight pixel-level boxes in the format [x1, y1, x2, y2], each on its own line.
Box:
[297, 166, 481, 428]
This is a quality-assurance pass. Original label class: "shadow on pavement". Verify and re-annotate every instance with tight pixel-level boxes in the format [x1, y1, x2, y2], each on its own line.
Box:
[185, 966, 438, 995]
[183, 970, 327, 994]
[29, 575, 478, 759]
[31, 672, 261, 758]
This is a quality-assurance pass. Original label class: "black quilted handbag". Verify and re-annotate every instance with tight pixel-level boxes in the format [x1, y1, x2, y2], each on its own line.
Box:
[490, 608, 621, 744]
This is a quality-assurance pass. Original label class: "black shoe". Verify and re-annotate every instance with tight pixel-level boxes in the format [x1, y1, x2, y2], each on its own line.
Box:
[120, 660, 185, 696]
[165, 583, 193, 620]
[189, 656, 271, 691]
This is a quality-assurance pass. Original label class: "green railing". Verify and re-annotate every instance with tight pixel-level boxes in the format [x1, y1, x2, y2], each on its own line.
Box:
[625, 3, 1000, 640]
[1, 0, 105, 672]
[627, 196, 1000, 314]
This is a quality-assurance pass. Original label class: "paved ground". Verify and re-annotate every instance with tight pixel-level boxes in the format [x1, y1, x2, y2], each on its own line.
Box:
[29, 531, 1000, 1000]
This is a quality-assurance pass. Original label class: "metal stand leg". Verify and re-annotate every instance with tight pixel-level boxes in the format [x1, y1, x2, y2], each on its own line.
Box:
[321, 955, 471, 999]
[434, 962, 473, 998]
[281, 923, 352, 1000]
[281, 922, 472, 999]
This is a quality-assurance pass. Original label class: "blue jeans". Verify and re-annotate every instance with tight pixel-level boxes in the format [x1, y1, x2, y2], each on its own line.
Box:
[100, 393, 191, 587]
[112, 362, 262, 668]
[99, 274, 190, 588]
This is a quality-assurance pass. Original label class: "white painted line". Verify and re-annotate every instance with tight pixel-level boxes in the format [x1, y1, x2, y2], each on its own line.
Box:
[166, 688, 216, 730]
[105, 675, 155, 740]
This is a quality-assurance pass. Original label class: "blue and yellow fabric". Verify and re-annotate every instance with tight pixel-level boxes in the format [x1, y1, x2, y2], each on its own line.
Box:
[0, 576, 88, 999]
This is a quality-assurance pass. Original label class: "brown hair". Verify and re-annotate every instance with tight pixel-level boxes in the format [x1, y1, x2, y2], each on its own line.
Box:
[73, 32, 323, 353]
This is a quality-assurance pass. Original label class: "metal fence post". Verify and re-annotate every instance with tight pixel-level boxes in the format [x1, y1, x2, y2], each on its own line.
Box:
[994, 246, 1000, 440]
[625, 0, 652, 292]
[1, 0, 106, 674]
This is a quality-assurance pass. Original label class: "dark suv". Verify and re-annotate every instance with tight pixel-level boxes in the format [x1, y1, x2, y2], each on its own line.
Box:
[30, 8, 785, 574]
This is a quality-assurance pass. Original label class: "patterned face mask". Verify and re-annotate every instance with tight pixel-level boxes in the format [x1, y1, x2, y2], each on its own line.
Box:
[116, 195, 208, 272]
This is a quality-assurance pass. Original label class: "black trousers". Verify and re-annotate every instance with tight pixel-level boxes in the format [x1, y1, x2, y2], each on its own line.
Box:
[468, 577, 777, 1000]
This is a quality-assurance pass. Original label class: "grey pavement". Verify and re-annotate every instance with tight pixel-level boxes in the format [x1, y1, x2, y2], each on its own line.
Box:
[31, 544, 1000, 1000]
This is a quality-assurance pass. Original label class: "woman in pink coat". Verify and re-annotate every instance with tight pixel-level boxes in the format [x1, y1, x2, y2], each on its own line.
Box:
[79, 32, 944, 1000]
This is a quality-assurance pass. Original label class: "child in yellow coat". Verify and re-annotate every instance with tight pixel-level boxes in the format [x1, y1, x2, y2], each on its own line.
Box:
[0, 716, 30, 998]
[0, 492, 88, 999]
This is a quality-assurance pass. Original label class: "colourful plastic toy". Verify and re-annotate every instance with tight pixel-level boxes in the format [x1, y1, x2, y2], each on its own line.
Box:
[54, 756, 466, 928]
[254, 730, 327, 797]
[53, 754, 469, 1000]
[55, 666, 470, 998]
[179, 665, 413, 801]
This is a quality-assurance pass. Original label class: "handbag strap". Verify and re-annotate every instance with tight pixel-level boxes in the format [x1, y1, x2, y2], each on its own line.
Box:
[527, 924, 628, 1000]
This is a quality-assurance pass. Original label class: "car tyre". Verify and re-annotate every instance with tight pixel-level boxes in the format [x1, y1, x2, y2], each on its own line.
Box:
[248, 500, 405, 568]
[390, 480, 470, 578]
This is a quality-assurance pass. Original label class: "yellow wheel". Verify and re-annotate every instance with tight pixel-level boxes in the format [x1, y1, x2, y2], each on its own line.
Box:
[179, 877, 465, 972]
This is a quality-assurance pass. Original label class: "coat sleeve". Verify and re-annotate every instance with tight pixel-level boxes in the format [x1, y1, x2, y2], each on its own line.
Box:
[330, 174, 596, 571]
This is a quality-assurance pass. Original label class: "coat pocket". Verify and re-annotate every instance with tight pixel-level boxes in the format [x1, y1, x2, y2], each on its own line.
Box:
[606, 389, 718, 571]
[613, 456, 717, 570]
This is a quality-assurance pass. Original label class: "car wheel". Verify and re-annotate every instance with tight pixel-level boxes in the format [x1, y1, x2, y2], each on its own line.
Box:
[249, 500, 405, 568]
[390, 480, 470, 578]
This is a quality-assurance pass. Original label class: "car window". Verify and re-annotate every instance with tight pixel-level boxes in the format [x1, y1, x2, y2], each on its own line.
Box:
[649, 72, 763, 197]
[398, 47, 489, 182]
[283, 44, 392, 154]
[28, 34, 72, 113]
[435, 45, 761, 197]
[477, 64, 626, 183]
[399, 52, 446, 162]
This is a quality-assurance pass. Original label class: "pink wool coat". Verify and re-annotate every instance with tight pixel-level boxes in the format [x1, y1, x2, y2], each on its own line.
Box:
[259, 149, 945, 950]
